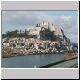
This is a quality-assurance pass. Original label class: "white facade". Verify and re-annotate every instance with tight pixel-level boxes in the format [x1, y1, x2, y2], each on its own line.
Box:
[49, 24, 56, 32]
[54, 26, 63, 36]
[3, 43, 9, 46]
[41, 21, 49, 26]
[27, 22, 56, 36]
[41, 21, 49, 29]
[28, 26, 41, 36]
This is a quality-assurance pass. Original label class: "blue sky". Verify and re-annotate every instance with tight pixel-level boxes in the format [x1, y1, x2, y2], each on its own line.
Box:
[2, 11, 78, 43]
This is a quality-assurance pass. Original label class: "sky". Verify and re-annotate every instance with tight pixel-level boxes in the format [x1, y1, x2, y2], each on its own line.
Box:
[2, 11, 78, 43]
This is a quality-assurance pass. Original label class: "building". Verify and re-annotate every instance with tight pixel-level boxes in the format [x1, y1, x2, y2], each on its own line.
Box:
[26, 21, 65, 42]
[27, 26, 41, 39]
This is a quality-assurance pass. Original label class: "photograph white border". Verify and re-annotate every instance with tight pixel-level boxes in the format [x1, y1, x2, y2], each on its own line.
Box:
[1, 1, 79, 79]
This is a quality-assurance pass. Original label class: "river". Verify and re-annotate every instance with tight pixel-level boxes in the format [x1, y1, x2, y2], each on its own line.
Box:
[2, 54, 64, 68]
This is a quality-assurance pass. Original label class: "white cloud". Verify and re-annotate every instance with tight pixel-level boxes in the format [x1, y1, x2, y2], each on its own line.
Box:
[60, 16, 72, 21]
[2, 11, 78, 43]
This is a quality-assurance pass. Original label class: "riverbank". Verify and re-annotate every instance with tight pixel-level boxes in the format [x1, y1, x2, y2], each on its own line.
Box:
[2, 51, 65, 58]
[2, 53, 26, 58]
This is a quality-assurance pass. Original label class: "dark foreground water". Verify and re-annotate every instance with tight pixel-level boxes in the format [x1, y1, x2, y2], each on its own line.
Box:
[2, 54, 64, 68]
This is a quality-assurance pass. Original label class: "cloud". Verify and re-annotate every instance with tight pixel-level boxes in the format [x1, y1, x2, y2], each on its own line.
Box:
[2, 11, 78, 43]
[60, 16, 72, 21]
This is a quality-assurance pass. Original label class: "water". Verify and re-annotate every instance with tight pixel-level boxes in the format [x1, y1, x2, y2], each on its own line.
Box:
[2, 54, 64, 68]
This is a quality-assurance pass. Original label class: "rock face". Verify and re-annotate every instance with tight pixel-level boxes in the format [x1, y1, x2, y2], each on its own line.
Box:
[64, 50, 77, 60]
[2, 48, 14, 58]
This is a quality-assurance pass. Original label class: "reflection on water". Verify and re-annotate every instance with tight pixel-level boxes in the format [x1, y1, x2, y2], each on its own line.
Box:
[2, 54, 64, 68]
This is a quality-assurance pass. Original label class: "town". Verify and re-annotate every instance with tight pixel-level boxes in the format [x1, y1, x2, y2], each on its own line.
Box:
[2, 21, 78, 58]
